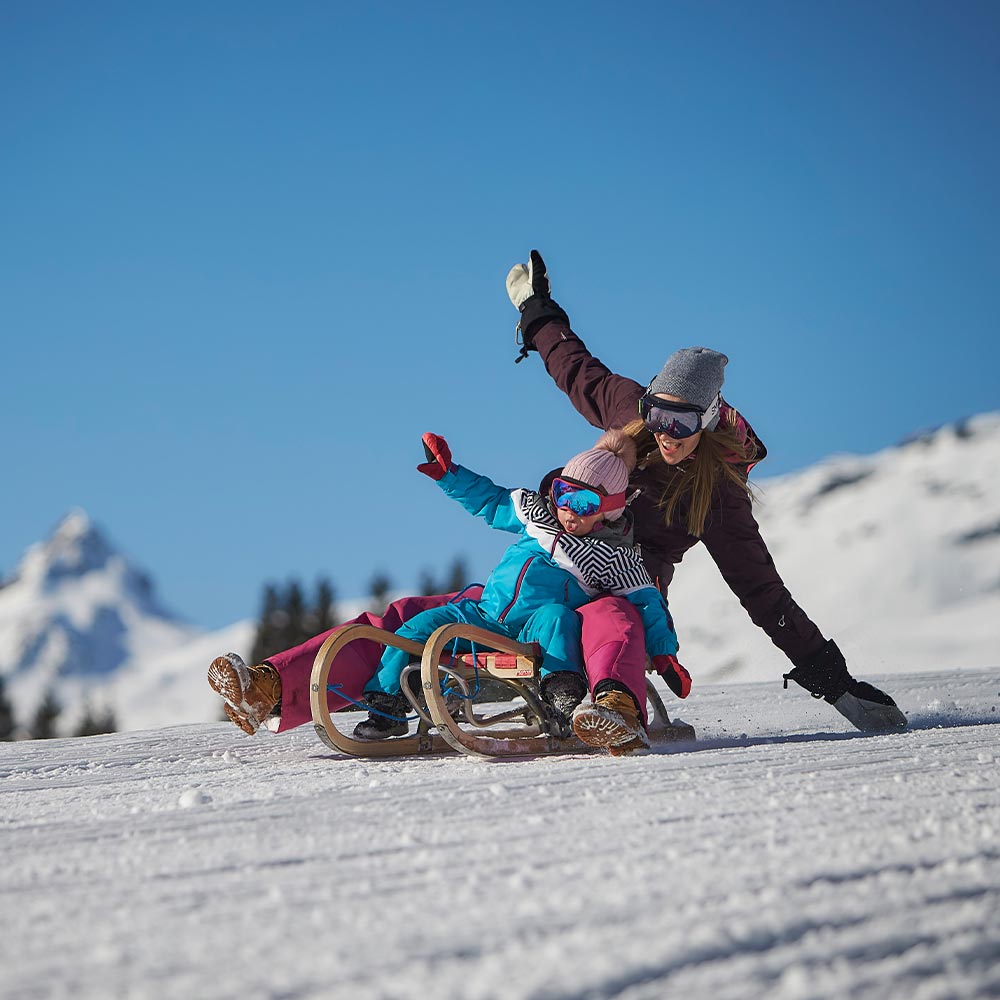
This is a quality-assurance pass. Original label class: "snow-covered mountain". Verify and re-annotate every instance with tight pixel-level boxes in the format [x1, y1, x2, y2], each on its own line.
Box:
[0, 510, 248, 735]
[1, 413, 998, 735]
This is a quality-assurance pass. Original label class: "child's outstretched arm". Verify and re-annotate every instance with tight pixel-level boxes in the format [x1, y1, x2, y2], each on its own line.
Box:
[417, 432, 524, 534]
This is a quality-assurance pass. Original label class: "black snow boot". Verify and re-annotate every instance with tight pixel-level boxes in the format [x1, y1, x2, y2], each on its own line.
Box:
[540, 671, 589, 737]
[784, 640, 907, 733]
[351, 691, 411, 741]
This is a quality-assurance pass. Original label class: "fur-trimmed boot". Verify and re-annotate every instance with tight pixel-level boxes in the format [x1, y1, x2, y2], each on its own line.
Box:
[572, 686, 651, 756]
[208, 652, 282, 735]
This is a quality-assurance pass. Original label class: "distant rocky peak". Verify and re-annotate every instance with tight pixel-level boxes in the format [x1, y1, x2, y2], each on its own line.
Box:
[899, 411, 998, 449]
[16, 510, 118, 588]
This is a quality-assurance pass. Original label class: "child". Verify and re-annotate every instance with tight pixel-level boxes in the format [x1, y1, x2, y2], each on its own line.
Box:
[352, 429, 688, 754]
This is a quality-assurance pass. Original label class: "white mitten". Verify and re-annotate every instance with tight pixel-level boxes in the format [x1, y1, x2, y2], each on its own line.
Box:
[506, 250, 551, 311]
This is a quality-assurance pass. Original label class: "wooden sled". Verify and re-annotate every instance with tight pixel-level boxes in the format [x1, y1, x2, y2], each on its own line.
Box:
[309, 621, 695, 760]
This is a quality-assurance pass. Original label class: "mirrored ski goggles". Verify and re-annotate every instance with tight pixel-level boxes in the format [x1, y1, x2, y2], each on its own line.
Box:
[638, 394, 706, 440]
[551, 477, 626, 517]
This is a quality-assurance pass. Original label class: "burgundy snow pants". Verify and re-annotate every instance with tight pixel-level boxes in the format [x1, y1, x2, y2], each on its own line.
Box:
[267, 591, 649, 732]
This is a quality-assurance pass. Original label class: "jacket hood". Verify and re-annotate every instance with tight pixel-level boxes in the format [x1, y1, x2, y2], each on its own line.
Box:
[720, 400, 767, 474]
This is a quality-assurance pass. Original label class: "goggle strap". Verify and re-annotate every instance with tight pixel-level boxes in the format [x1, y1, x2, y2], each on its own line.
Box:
[702, 393, 721, 430]
[599, 492, 627, 513]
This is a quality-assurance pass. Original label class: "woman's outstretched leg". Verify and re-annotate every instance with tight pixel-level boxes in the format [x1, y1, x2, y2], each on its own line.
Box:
[210, 588, 482, 734]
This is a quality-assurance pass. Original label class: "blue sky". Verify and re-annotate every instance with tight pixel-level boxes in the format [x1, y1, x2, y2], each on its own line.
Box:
[3, 1, 998, 630]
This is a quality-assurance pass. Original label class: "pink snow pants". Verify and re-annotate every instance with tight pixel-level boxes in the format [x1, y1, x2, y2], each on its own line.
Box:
[267, 591, 649, 732]
[577, 595, 650, 725]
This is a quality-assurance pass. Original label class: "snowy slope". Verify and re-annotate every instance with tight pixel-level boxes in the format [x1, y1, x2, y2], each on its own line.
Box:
[2, 670, 997, 1000]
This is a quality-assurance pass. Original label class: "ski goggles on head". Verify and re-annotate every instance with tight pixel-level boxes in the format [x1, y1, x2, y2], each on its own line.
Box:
[551, 477, 626, 517]
[638, 393, 715, 440]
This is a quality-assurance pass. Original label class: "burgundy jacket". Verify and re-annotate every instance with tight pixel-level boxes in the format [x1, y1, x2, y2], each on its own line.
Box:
[533, 320, 826, 669]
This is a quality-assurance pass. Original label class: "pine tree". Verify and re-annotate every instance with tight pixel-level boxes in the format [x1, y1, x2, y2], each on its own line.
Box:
[313, 578, 337, 633]
[444, 556, 469, 595]
[417, 569, 437, 596]
[0, 675, 15, 741]
[282, 581, 306, 651]
[29, 689, 62, 740]
[302, 578, 333, 637]
[418, 557, 470, 598]
[252, 577, 342, 666]
[369, 572, 392, 615]
[75, 702, 117, 737]
[251, 583, 284, 664]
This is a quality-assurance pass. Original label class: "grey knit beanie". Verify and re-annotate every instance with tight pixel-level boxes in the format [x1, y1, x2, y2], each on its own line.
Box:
[647, 347, 728, 430]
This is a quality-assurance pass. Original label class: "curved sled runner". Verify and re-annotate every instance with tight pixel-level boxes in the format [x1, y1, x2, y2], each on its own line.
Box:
[310, 622, 695, 759]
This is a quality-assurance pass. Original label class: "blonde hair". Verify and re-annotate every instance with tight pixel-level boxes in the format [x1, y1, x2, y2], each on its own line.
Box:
[623, 412, 757, 537]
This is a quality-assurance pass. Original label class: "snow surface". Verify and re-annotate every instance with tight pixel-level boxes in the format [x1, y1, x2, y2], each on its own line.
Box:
[3, 669, 998, 1000]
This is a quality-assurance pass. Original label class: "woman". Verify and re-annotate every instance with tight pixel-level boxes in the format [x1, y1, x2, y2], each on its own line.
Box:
[506, 249, 907, 743]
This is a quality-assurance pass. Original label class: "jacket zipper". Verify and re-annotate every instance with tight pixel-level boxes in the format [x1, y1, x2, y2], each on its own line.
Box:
[498, 555, 535, 623]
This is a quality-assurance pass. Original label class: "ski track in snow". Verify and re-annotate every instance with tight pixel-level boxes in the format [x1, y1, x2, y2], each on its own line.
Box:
[1, 670, 998, 1000]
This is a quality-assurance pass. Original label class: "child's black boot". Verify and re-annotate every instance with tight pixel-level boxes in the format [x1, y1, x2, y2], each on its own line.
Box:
[540, 671, 589, 737]
[352, 691, 411, 741]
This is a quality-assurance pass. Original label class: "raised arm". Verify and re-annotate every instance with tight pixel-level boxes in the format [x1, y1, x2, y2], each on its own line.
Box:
[506, 250, 644, 431]
[417, 433, 523, 533]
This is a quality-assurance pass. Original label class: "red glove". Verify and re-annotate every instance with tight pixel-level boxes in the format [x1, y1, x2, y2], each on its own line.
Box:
[416, 432, 455, 481]
[653, 654, 691, 699]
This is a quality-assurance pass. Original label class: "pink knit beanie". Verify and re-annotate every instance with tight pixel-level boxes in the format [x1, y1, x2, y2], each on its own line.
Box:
[560, 429, 637, 521]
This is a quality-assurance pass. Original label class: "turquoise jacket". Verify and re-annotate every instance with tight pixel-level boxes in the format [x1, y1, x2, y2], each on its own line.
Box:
[436, 464, 678, 657]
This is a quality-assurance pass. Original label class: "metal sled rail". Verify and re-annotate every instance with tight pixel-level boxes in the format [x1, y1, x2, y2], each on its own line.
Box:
[417, 623, 584, 759]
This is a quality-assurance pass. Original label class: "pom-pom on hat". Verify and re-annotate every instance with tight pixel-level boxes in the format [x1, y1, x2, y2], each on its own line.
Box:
[648, 347, 728, 430]
[560, 429, 637, 521]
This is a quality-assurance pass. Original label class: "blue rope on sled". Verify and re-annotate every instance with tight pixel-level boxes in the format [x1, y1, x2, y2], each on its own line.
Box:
[328, 584, 489, 722]
[326, 683, 419, 722]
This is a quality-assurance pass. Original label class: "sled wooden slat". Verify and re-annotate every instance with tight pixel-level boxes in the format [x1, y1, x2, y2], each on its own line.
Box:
[309, 624, 456, 757]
